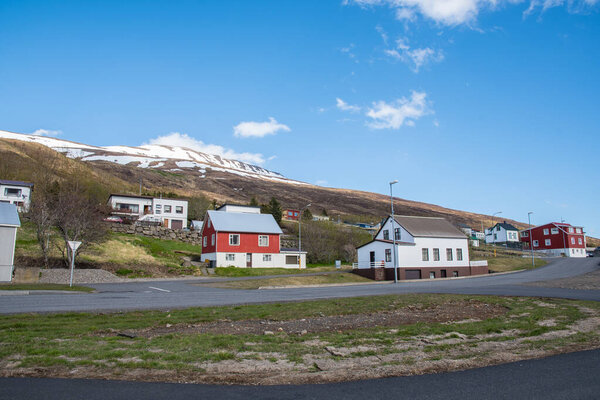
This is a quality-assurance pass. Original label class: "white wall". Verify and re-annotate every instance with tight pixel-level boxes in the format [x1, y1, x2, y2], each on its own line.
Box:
[153, 198, 188, 228]
[218, 205, 260, 214]
[485, 227, 519, 244]
[375, 218, 414, 243]
[0, 226, 17, 282]
[357, 236, 470, 269]
[109, 196, 152, 217]
[210, 252, 306, 268]
[0, 184, 32, 212]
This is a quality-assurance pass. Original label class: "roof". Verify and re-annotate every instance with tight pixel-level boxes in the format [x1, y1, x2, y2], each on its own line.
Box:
[393, 216, 467, 239]
[216, 203, 260, 211]
[0, 179, 34, 188]
[489, 222, 519, 232]
[206, 210, 283, 234]
[356, 239, 415, 250]
[109, 193, 153, 200]
[0, 203, 21, 227]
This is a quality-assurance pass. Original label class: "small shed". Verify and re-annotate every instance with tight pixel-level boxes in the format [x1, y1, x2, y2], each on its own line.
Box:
[0, 203, 20, 282]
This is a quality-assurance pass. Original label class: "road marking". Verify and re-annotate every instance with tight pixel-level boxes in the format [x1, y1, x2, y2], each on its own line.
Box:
[148, 286, 171, 293]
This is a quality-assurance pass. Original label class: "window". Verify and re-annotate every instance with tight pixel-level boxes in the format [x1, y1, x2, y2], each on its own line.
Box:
[259, 235, 269, 247]
[175, 206, 183, 214]
[543, 229, 549, 235]
[568, 227, 574, 233]
[545, 239, 551, 246]
[394, 228, 401, 241]
[440, 270, 447, 278]
[446, 248, 453, 261]
[422, 248, 429, 261]
[522, 231, 529, 237]
[203, 237, 207, 247]
[226, 254, 235, 261]
[433, 248, 440, 261]
[571, 237, 575, 245]
[164, 205, 172, 213]
[288, 211, 293, 216]
[429, 271, 436, 279]
[208, 220, 211, 228]
[493, 233, 497, 240]
[211, 234, 215, 246]
[116, 203, 139, 213]
[551, 227, 558, 234]
[453, 271, 459, 277]
[576, 228, 582, 233]
[385, 249, 392, 262]
[496, 226, 501, 231]
[263, 254, 272, 262]
[533, 240, 539, 247]
[457, 248, 463, 261]
[578, 238, 583, 245]
[294, 212, 298, 216]
[383, 230, 389, 240]
[4, 188, 21, 197]
[229, 234, 240, 245]
[286, 255, 299, 265]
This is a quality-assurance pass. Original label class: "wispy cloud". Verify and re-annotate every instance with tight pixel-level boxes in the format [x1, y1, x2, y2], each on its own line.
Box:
[31, 129, 62, 137]
[365, 91, 431, 129]
[233, 117, 290, 138]
[340, 43, 359, 62]
[146, 132, 267, 165]
[345, 0, 598, 26]
[336, 91, 432, 129]
[316, 179, 329, 186]
[384, 37, 444, 72]
[336, 98, 361, 113]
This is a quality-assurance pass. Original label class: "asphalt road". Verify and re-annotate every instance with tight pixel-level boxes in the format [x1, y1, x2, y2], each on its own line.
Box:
[0, 257, 598, 314]
[1, 348, 599, 400]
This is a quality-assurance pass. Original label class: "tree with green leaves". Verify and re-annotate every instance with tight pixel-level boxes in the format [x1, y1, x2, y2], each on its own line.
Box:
[249, 197, 259, 207]
[267, 197, 282, 223]
[302, 208, 313, 221]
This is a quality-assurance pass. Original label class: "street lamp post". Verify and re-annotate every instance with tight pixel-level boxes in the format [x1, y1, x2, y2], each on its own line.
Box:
[298, 203, 311, 269]
[528, 212, 534, 267]
[389, 180, 398, 283]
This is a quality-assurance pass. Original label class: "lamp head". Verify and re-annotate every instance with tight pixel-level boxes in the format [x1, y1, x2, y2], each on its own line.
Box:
[389, 180, 398, 185]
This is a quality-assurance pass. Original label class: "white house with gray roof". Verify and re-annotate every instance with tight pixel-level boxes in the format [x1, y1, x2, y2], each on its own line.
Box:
[0, 179, 33, 212]
[355, 215, 487, 280]
[0, 203, 20, 282]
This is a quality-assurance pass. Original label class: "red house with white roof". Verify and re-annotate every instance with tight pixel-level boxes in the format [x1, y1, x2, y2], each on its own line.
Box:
[200, 204, 307, 268]
[520, 222, 586, 258]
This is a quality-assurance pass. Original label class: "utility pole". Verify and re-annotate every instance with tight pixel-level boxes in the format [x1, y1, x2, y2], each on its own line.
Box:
[390, 180, 398, 283]
[528, 212, 534, 267]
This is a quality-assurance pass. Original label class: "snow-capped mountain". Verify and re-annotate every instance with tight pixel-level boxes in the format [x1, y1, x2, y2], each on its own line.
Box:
[0, 130, 306, 185]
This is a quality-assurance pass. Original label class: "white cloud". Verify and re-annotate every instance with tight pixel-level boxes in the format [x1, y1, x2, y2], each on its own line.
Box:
[384, 38, 444, 72]
[316, 179, 329, 186]
[31, 129, 62, 137]
[365, 91, 431, 129]
[336, 98, 362, 113]
[233, 117, 290, 138]
[147, 132, 267, 165]
[345, 0, 598, 26]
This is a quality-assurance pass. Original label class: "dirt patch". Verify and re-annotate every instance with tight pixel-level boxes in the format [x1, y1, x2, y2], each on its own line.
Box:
[103, 300, 506, 338]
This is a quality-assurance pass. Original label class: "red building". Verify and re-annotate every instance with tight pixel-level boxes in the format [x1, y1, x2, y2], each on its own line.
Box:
[200, 204, 306, 268]
[520, 222, 586, 258]
[283, 209, 300, 221]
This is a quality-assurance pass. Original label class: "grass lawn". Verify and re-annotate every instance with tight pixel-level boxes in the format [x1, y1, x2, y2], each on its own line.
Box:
[487, 257, 547, 273]
[0, 283, 94, 292]
[1, 294, 599, 384]
[201, 272, 372, 289]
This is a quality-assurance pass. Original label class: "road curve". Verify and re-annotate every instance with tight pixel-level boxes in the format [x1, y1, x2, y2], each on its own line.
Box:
[1, 349, 599, 400]
[1, 257, 598, 314]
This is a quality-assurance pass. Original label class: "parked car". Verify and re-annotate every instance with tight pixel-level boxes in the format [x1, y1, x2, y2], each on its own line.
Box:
[103, 216, 123, 223]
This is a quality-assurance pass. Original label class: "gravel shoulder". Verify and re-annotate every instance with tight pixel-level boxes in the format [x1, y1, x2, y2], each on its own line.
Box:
[527, 267, 600, 290]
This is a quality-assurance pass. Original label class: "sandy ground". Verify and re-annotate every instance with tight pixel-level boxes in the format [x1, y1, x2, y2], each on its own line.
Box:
[527, 267, 600, 290]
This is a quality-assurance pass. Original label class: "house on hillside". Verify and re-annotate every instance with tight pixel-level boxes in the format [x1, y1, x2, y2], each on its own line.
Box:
[457, 223, 472, 237]
[0, 203, 20, 282]
[283, 208, 300, 221]
[0, 179, 33, 212]
[201, 205, 306, 268]
[521, 222, 586, 258]
[107, 194, 188, 229]
[485, 222, 520, 246]
[355, 215, 487, 280]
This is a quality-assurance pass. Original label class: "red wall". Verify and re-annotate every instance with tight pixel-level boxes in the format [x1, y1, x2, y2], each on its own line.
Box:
[217, 232, 280, 253]
[521, 223, 585, 250]
[201, 216, 217, 253]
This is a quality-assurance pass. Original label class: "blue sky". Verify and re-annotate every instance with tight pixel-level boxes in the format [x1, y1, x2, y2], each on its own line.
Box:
[1, 0, 599, 236]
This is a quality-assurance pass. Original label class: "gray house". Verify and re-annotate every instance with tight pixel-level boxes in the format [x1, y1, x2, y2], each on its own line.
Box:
[0, 203, 20, 282]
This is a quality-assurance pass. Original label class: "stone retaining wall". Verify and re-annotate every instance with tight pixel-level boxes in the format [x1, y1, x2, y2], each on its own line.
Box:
[108, 223, 202, 245]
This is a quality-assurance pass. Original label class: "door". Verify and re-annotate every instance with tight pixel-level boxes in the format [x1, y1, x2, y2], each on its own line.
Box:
[405, 270, 421, 280]
[246, 253, 252, 268]
[369, 251, 375, 266]
[440, 269, 447, 278]
[163, 218, 169, 228]
[171, 220, 183, 230]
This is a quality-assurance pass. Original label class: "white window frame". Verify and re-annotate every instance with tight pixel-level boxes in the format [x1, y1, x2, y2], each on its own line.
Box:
[545, 239, 551, 246]
[568, 227, 574, 233]
[522, 231, 529, 237]
[533, 240, 539, 247]
[263, 254, 272, 262]
[446, 248, 453, 261]
[456, 248, 463, 261]
[258, 235, 269, 247]
[203, 237, 207, 247]
[175, 206, 183, 214]
[394, 228, 401, 241]
[422, 248, 429, 261]
[385, 249, 391, 262]
[571, 237, 575, 245]
[578, 238, 583, 245]
[433, 248, 440, 261]
[229, 234, 240, 246]
[225, 254, 235, 261]
[383, 230, 389, 240]
[164, 205, 172, 213]
[543, 229, 549, 235]
[429, 271, 436, 279]
[211, 234, 215, 246]
[551, 227, 558, 234]
[4, 188, 22, 197]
